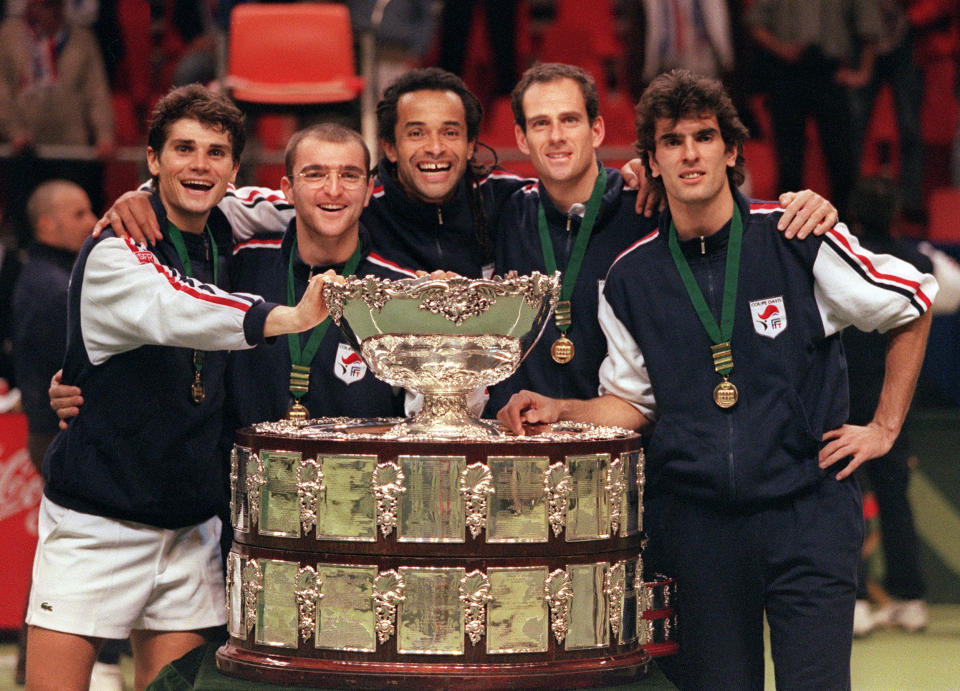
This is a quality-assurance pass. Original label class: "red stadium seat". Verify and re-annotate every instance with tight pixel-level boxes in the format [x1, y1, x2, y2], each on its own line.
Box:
[225, 4, 364, 105]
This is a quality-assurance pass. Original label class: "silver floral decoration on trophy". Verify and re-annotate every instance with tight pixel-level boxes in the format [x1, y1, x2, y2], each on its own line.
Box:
[606, 457, 625, 536]
[637, 450, 646, 533]
[459, 463, 495, 539]
[373, 570, 406, 645]
[373, 461, 406, 537]
[605, 560, 626, 640]
[459, 570, 492, 645]
[544, 462, 573, 537]
[544, 569, 574, 644]
[296, 566, 324, 642]
[229, 446, 238, 521]
[638, 569, 653, 645]
[246, 452, 265, 529]
[242, 559, 263, 636]
[296, 456, 325, 534]
[322, 271, 560, 439]
[225, 554, 236, 631]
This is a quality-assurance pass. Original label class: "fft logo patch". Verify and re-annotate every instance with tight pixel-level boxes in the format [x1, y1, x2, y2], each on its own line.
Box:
[334, 342, 366, 384]
[749, 296, 787, 338]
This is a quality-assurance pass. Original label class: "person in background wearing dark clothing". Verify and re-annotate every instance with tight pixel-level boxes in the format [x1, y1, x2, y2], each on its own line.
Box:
[438, 0, 517, 99]
[848, 1, 927, 223]
[746, 0, 883, 214]
[13, 180, 94, 469]
[843, 178, 932, 636]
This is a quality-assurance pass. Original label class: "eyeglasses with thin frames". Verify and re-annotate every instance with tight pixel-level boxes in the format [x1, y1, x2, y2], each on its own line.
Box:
[294, 167, 369, 190]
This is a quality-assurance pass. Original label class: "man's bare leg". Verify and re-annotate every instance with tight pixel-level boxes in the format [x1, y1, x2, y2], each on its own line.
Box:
[130, 629, 206, 691]
[26, 625, 101, 691]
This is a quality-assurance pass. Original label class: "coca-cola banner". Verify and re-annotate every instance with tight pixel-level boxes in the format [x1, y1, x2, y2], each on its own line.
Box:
[0, 414, 42, 630]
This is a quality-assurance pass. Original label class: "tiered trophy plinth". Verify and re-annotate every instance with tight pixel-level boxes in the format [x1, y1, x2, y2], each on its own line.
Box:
[217, 419, 651, 689]
[215, 274, 664, 688]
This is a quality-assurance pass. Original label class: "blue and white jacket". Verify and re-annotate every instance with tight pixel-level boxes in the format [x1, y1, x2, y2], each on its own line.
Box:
[43, 194, 275, 529]
[226, 221, 417, 429]
[598, 189, 937, 506]
[485, 164, 656, 415]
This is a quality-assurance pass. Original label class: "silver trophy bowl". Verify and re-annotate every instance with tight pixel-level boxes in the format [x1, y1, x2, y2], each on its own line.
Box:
[322, 271, 560, 439]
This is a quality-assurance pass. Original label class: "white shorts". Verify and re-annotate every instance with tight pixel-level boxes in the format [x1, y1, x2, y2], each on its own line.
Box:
[26, 496, 226, 639]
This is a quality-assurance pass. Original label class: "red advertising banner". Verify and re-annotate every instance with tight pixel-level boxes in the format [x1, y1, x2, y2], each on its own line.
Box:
[0, 413, 43, 630]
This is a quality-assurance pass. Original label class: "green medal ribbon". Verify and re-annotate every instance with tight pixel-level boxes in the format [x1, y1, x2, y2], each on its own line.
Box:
[166, 221, 218, 285]
[286, 237, 362, 405]
[537, 166, 607, 335]
[666, 204, 743, 380]
[166, 222, 219, 403]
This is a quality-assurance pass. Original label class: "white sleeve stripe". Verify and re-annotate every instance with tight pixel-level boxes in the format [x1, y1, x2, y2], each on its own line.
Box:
[824, 229, 933, 311]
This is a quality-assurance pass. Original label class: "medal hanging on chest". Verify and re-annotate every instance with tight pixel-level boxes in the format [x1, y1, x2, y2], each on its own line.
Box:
[538, 168, 606, 364]
[666, 205, 743, 409]
[167, 222, 218, 405]
[285, 238, 362, 420]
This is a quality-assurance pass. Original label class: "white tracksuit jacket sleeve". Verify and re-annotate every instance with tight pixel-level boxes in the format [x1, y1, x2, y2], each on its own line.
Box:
[220, 186, 293, 242]
[813, 223, 939, 337]
[80, 236, 266, 365]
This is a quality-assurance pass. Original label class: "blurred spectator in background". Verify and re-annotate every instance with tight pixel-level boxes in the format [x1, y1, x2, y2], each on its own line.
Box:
[0, 0, 114, 244]
[349, 0, 437, 98]
[746, 0, 883, 214]
[848, 1, 926, 223]
[438, 0, 518, 99]
[842, 178, 933, 638]
[13, 180, 94, 470]
[4, 0, 99, 25]
[632, 0, 735, 85]
[622, 1, 761, 140]
[154, 0, 219, 88]
[844, 175, 960, 636]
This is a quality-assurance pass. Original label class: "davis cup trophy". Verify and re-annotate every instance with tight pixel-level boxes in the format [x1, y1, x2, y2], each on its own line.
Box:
[216, 273, 671, 689]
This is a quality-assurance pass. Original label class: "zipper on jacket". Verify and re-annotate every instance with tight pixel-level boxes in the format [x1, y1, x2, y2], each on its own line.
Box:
[435, 206, 444, 260]
[699, 236, 706, 255]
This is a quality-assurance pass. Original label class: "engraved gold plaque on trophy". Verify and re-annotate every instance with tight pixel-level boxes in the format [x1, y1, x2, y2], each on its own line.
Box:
[259, 451, 302, 538]
[315, 564, 377, 652]
[315, 455, 377, 541]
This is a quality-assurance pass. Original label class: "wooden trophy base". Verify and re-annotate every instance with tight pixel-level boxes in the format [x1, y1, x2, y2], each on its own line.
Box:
[216, 643, 651, 689]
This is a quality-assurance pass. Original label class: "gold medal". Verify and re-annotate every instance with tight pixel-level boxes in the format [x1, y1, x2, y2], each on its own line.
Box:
[286, 401, 310, 420]
[713, 378, 738, 409]
[190, 370, 205, 404]
[551, 335, 575, 364]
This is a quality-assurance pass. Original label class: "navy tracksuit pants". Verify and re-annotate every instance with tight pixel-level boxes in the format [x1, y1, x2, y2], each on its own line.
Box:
[645, 477, 863, 690]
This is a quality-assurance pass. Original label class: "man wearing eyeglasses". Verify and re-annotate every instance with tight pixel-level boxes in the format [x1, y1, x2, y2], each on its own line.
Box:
[226, 123, 417, 428]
